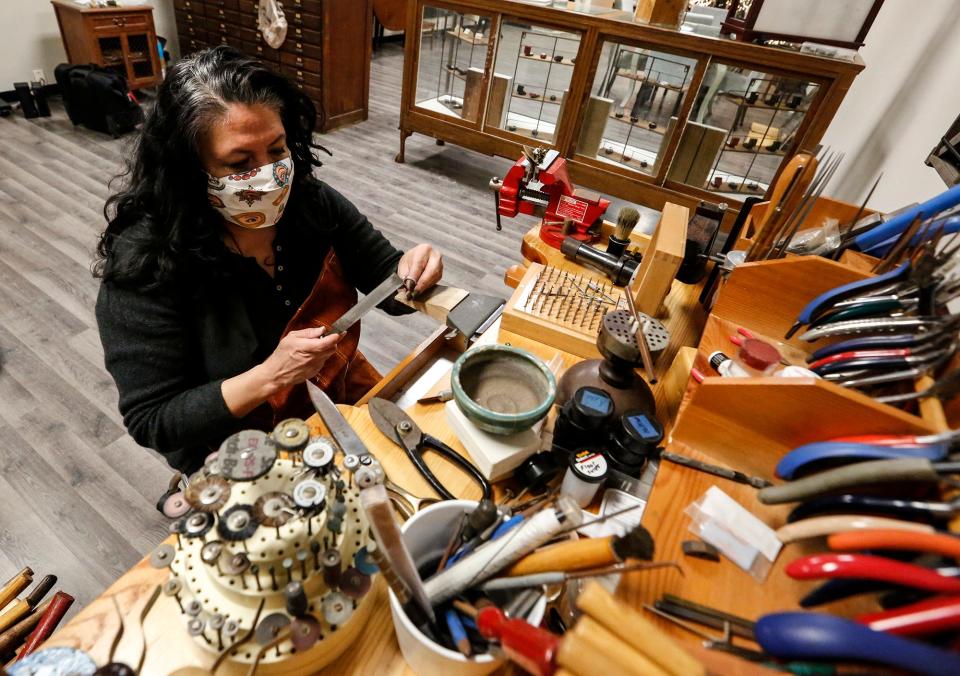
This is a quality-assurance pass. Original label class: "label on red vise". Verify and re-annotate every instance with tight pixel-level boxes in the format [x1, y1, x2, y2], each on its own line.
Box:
[556, 195, 589, 222]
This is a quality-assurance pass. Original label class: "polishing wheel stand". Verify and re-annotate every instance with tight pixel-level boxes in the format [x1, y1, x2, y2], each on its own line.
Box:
[154, 422, 379, 675]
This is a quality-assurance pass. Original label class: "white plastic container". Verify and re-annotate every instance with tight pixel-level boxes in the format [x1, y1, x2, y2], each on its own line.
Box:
[388, 500, 546, 676]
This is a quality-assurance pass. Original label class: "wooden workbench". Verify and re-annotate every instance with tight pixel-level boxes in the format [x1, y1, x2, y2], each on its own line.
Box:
[38, 234, 894, 672]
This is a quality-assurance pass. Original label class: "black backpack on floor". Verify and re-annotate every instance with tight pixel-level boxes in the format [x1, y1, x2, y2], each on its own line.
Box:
[54, 63, 144, 137]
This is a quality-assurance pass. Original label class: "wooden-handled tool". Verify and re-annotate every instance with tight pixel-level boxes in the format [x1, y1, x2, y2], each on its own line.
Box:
[0, 599, 52, 659]
[577, 581, 706, 676]
[504, 524, 653, 577]
[0, 575, 56, 633]
[557, 615, 671, 676]
[746, 152, 816, 262]
[0, 568, 32, 613]
[14, 590, 74, 661]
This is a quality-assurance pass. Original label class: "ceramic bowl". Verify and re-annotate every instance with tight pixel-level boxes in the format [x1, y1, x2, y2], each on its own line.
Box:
[450, 345, 556, 435]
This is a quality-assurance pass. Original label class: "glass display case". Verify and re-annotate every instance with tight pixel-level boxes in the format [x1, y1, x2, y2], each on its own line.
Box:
[415, 7, 494, 122]
[399, 0, 864, 214]
[577, 40, 697, 176]
[684, 62, 820, 197]
[486, 20, 582, 144]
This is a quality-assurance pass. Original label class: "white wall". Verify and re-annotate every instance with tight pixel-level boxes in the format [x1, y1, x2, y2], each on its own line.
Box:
[0, 0, 179, 89]
[822, 0, 960, 212]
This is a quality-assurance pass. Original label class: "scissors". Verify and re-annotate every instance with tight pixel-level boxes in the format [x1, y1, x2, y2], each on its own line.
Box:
[367, 397, 492, 502]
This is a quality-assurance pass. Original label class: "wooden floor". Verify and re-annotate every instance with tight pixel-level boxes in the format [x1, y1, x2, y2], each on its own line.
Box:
[0, 43, 540, 616]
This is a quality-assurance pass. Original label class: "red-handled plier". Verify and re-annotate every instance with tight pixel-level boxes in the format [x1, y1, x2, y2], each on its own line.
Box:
[807, 348, 911, 370]
[786, 553, 960, 593]
[857, 596, 960, 636]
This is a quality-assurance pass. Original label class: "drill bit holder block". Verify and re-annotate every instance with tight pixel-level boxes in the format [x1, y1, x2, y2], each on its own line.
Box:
[158, 421, 378, 674]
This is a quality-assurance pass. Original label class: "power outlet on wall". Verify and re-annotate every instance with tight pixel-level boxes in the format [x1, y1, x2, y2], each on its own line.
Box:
[32, 69, 45, 83]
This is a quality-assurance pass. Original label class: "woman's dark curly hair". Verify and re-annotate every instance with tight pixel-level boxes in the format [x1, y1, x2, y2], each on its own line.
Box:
[94, 46, 328, 289]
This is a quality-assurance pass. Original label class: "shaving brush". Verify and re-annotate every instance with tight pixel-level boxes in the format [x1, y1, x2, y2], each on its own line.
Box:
[606, 207, 639, 259]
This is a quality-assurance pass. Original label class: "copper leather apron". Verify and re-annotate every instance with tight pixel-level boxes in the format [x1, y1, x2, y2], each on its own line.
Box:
[267, 248, 382, 422]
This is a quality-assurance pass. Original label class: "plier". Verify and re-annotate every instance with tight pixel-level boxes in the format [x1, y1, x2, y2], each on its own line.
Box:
[756, 611, 960, 675]
[786, 553, 960, 594]
[786, 493, 960, 523]
[786, 261, 912, 338]
[367, 397, 492, 502]
[775, 438, 955, 480]
[759, 457, 960, 504]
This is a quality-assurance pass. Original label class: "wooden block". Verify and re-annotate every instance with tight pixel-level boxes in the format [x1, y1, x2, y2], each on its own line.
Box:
[662, 345, 697, 423]
[634, 0, 686, 28]
[577, 95, 614, 157]
[396, 284, 469, 324]
[666, 121, 725, 188]
[444, 400, 541, 481]
[500, 263, 621, 360]
[461, 66, 484, 122]
[485, 72, 511, 128]
[630, 202, 687, 317]
[651, 116, 678, 176]
[712, 257, 871, 352]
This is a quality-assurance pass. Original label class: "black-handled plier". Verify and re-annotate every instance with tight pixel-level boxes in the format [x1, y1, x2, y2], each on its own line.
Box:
[367, 397, 492, 501]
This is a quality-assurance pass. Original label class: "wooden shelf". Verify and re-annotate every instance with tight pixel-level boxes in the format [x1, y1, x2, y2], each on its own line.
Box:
[616, 70, 684, 92]
[512, 90, 562, 105]
[721, 145, 786, 157]
[607, 111, 666, 135]
[720, 92, 809, 113]
[519, 53, 574, 66]
[446, 29, 488, 46]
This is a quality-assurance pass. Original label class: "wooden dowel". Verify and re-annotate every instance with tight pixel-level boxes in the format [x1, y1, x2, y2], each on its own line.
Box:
[577, 582, 705, 676]
[0, 599, 51, 658]
[558, 615, 670, 676]
[0, 568, 33, 613]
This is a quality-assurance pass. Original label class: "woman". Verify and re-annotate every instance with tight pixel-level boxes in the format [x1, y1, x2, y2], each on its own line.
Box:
[95, 47, 442, 474]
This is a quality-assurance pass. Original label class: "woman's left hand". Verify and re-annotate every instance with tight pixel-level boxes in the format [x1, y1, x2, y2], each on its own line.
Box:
[398, 244, 443, 295]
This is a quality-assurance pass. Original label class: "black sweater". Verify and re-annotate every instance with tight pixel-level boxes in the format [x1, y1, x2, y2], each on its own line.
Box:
[96, 181, 410, 474]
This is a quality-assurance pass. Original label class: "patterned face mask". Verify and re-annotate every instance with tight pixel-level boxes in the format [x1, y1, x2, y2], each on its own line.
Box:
[207, 157, 294, 229]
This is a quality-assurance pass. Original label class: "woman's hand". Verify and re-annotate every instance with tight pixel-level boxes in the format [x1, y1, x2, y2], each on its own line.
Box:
[260, 327, 342, 390]
[221, 327, 341, 417]
[397, 244, 443, 295]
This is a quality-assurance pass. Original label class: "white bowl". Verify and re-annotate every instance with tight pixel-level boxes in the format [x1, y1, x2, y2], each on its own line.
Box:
[388, 500, 545, 676]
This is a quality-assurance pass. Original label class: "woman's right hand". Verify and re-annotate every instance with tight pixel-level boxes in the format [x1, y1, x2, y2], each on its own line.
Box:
[261, 327, 342, 390]
[222, 327, 342, 418]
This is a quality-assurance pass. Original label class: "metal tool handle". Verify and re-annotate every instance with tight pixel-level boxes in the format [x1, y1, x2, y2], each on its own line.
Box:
[793, 261, 910, 327]
[759, 458, 941, 505]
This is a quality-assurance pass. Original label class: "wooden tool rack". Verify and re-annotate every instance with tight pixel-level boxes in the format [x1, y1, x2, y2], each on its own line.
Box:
[398, 0, 863, 222]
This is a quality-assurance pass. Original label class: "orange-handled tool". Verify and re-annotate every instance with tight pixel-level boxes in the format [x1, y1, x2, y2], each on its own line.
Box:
[14, 591, 73, 661]
[0, 575, 56, 634]
[505, 525, 653, 577]
[828, 529, 960, 559]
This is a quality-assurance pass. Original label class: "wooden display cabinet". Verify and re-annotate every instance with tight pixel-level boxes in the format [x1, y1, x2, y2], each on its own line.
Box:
[172, 0, 371, 132]
[52, 0, 163, 90]
[398, 0, 863, 219]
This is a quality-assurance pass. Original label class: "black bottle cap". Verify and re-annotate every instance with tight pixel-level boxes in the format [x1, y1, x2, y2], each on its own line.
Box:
[568, 386, 614, 430]
[516, 452, 562, 492]
[614, 409, 664, 455]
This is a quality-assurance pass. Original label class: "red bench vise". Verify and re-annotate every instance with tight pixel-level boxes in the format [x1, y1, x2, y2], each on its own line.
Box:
[490, 146, 611, 249]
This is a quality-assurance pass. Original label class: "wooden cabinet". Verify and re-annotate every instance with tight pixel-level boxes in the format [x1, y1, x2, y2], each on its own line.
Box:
[52, 0, 163, 90]
[399, 0, 864, 217]
[173, 0, 371, 132]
